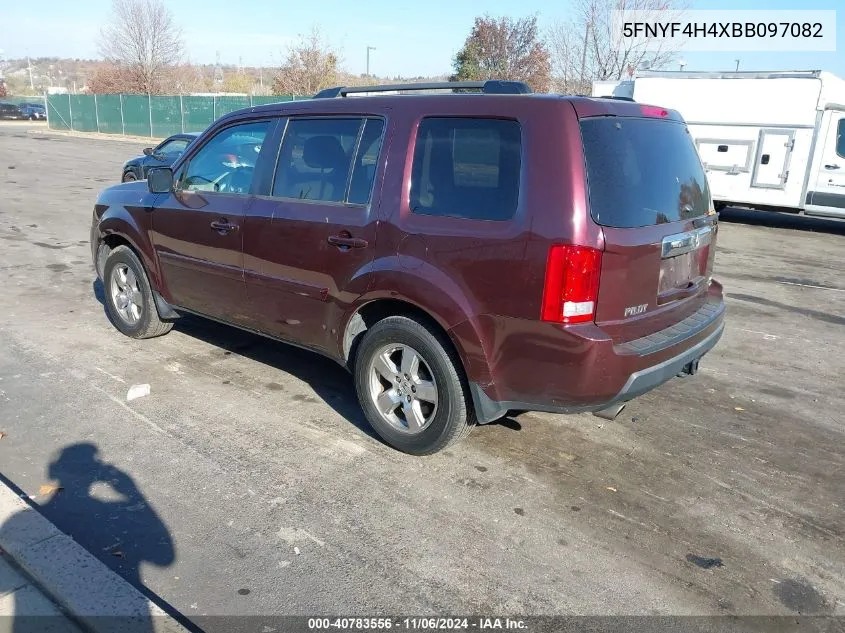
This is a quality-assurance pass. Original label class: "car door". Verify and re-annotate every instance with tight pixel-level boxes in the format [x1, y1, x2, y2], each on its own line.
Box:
[151, 118, 276, 324]
[806, 110, 845, 218]
[243, 116, 387, 352]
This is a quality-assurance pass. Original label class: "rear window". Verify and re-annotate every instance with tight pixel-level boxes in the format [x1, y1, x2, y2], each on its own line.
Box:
[580, 117, 711, 228]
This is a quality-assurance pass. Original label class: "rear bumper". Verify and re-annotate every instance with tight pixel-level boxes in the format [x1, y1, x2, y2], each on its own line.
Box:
[471, 321, 723, 422]
[468, 290, 725, 423]
[609, 320, 723, 401]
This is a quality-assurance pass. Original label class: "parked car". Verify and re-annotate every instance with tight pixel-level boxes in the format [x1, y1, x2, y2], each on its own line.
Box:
[90, 80, 725, 455]
[121, 133, 198, 182]
[18, 102, 46, 120]
[0, 102, 25, 120]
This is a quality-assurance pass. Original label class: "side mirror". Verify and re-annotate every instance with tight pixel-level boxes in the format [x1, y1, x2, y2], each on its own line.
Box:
[147, 168, 174, 193]
[142, 147, 154, 156]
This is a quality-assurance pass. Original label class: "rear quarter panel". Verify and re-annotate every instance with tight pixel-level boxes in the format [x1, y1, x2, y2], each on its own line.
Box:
[357, 97, 601, 397]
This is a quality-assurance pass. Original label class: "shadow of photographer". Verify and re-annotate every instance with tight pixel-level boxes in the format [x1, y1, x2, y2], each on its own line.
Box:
[0, 443, 177, 633]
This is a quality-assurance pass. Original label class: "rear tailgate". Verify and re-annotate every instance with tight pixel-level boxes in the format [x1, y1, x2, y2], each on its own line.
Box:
[580, 112, 718, 343]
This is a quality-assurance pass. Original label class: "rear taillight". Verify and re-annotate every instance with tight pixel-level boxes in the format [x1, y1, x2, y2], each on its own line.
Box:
[640, 105, 670, 118]
[541, 245, 602, 324]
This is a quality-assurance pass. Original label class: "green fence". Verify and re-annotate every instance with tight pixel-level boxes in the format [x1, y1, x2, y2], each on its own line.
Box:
[45, 94, 299, 137]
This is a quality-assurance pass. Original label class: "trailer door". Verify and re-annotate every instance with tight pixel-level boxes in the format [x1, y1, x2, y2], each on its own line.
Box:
[806, 111, 845, 218]
[750, 129, 795, 189]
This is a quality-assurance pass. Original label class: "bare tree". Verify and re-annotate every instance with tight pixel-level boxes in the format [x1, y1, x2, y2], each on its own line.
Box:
[451, 15, 551, 93]
[169, 63, 214, 94]
[222, 72, 256, 95]
[87, 61, 210, 95]
[548, 0, 684, 94]
[86, 63, 134, 94]
[272, 28, 339, 97]
[98, 0, 184, 94]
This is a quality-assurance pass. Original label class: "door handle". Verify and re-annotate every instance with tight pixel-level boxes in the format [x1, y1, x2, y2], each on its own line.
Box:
[328, 234, 368, 249]
[824, 164, 840, 170]
[210, 220, 239, 234]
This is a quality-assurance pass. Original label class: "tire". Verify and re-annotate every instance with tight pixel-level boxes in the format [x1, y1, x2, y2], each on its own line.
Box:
[354, 315, 474, 455]
[102, 246, 172, 339]
[122, 171, 137, 183]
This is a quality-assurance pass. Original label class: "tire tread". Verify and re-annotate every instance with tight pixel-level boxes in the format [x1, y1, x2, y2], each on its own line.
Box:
[103, 246, 172, 339]
[354, 314, 475, 455]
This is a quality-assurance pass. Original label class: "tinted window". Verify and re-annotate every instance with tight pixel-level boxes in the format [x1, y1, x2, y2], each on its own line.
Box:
[580, 117, 710, 228]
[836, 119, 845, 158]
[158, 138, 190, 155]
[273, 118, 361, 202]
[410, 118, 521, 221]
[348, 119, 385, 205]
[179, 121, 269, 195]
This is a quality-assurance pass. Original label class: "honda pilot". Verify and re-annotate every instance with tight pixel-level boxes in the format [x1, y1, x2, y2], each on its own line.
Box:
[90, 80, 725, 455]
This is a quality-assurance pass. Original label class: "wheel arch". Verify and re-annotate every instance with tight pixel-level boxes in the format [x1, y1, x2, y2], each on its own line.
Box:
[95, 217, 163, 293]
[340, 295, 497, 422]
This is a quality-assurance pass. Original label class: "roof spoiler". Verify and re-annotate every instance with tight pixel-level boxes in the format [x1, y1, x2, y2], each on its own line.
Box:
[313, 80, 533, 99]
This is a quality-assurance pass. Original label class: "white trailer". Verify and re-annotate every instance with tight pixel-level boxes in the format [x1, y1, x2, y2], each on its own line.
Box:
[632, 71, 845, 219]
[591, 79, 634, 99]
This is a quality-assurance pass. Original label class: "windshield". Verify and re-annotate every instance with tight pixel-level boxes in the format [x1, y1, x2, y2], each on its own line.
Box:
[580, 117, 711, 228]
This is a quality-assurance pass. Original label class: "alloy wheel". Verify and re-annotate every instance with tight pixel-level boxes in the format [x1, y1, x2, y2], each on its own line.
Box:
[368, 343, 439, 434]
[109, 264, 143, 325]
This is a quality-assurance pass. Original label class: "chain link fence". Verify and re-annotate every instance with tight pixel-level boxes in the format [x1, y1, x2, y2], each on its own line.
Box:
[45, 94, 299, 137]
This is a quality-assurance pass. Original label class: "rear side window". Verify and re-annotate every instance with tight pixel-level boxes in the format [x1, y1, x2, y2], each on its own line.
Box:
[410, 118, 521, 221]
[836, 119, 845, 158]
[580, 117, 711, 228]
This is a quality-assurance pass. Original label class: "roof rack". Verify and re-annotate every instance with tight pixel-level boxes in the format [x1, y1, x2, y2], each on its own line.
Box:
[312, 80, 533, 99]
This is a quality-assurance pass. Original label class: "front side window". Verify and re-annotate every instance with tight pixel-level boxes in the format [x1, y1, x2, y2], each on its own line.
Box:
[158, 138, 190, 155]
[179, 121, 269, 195]
[836, 118, 845, 158]
[410, 118, 521, 221]
[273, 118, 362, 203]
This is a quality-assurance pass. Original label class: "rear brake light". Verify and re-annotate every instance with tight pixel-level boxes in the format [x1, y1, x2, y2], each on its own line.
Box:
[640, 105, 669, 118]
[541, 245, 602, 324]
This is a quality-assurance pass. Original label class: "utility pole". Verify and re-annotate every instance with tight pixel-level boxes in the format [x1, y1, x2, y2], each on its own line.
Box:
[27, 56, 34, 90]
[366, 46, 376, 78]
[579, 21, 592, 86]
[214, 50, 224, 86]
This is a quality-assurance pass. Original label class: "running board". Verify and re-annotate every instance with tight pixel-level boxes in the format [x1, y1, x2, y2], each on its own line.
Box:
[593, 402, 626, 421]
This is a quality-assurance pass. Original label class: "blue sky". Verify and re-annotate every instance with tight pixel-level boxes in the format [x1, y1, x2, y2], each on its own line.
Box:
[0, 0, 842, 78]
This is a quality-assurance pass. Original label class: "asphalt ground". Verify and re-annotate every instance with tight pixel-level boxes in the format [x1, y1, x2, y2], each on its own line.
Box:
[0, 122, 843, 629]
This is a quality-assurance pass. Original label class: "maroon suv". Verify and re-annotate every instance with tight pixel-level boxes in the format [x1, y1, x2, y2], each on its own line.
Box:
[90, 80, 725, 455]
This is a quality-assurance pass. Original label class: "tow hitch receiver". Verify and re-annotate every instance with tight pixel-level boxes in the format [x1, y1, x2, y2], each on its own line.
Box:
[678, 358, 700, 377]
